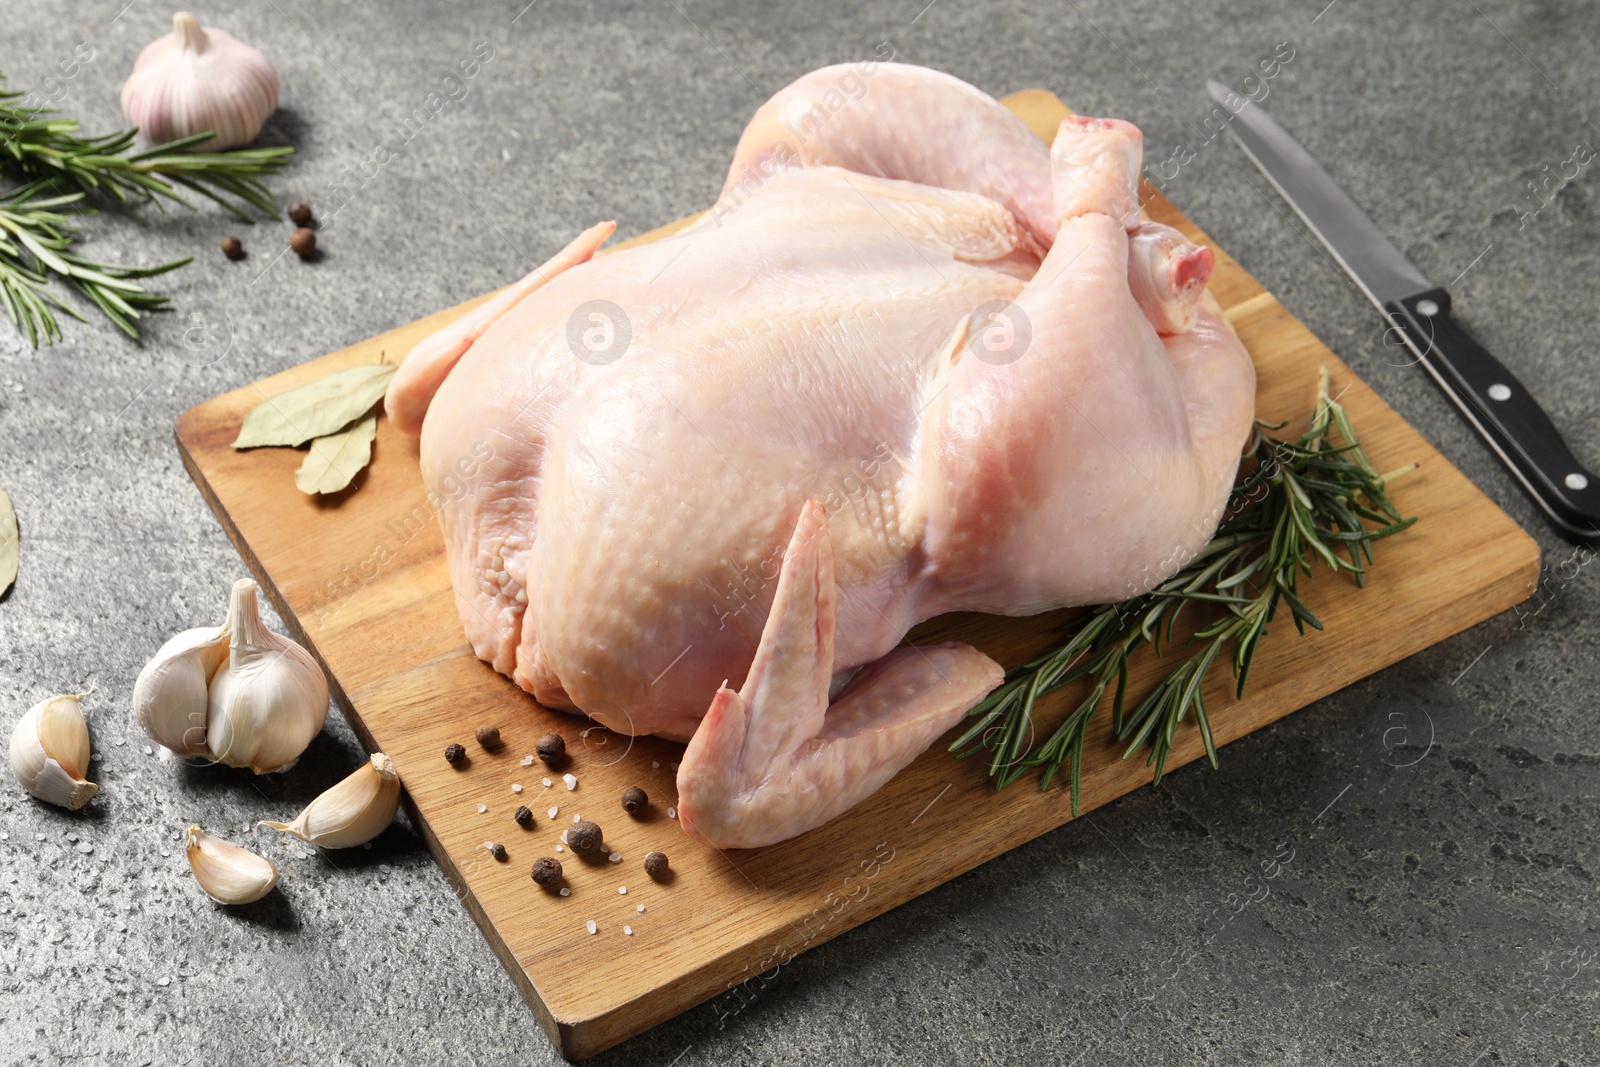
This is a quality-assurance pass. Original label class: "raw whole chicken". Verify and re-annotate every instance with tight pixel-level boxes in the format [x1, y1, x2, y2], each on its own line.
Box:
[386, 63, 1256, 848]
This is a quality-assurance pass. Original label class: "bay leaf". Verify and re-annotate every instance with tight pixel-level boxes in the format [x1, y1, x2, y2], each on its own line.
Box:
[295, 415, 378, 495]
[234, 363, 397, 449]
[0, 483, 16, 597]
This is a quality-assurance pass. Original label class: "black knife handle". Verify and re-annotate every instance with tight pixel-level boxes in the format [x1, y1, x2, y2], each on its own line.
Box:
[1385, 288, 1600, 540]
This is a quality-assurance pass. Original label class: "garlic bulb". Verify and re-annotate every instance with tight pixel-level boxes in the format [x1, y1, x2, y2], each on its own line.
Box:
[9, 694, 98, 810]
[121, 11, 279, 150]
[133, 623, 228, 758]
[134, 578, 328, 773]
[206, 579, 328, 774]
[184, 825, 279, 904]
[262, 752, 400, 848]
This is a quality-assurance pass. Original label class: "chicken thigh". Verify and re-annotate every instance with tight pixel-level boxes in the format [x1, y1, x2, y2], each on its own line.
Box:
[386, 63, 1255, 848]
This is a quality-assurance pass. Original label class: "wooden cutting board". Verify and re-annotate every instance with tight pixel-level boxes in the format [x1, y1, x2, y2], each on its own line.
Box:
[174, 90, 1539, 1058]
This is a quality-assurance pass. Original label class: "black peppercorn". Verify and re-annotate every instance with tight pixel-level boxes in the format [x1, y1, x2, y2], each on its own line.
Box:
[289, 227, 316, 258]
[568, 819, 602, 853]
[535, 732, 566, 764]
[514, 805, 534, 828]
[644, 851, 669, 880]
[444, 743, 466, 767]
[220, 235, 243, 260]
[621, 786, 648, 814]
[287, 200, 313, 226]
[489, 842, 507, 862]
[531, 856, 562, 887]
[476, 724, 502, 750]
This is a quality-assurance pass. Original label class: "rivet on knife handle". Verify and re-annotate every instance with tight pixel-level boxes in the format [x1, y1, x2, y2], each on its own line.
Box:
[1386, 289, 1600, 539]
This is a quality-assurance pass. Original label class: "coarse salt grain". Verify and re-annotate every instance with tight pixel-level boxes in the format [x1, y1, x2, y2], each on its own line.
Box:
[512, 783, 524, 794]
[586, 919, 597, 935]
[667, 807, 678, 820]
[637, 904, 645, 913]
[624, 925, 633, 936]
[542, 777, 552, 787]
[559, 887, 571, 897]
[608, 851, 622, 863]
[560, 829, 570, 844]
[555, 844, 565, 853]
[618, 886, 627, 895]
[651, 760, 660, 769]
[477, 804, 488, 814]
[548, 806, 559, 819]
[572, 814, 582, 823]
[563, 773, 578, 790]
[520, 755, 535, 766]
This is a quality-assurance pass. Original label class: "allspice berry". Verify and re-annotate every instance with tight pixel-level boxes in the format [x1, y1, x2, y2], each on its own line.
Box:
[287, 200, 312, 226]
[644, 851, 669, 880]
[621, 786, 648, 814]
[514, 805, 534, 828]
[476, 724, 502, 750]
[488, 842, 508, 862]
[535, 732, 566, 764]
[531, 856, 562, 888]
[444, 743, 466, 767]
[220, 235, 243, 260]
[289, 227, 316, 258]
[568, 819, 602, 853]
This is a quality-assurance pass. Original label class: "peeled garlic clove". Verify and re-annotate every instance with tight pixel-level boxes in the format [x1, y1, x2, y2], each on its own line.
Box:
[9, 694, 98, 810]
[206, 579, 329, 774]
[121, 12, 280, 150]
[133, 624, 230, 758]
[184, 825, 278, 905]
[262, 752, 400, 849]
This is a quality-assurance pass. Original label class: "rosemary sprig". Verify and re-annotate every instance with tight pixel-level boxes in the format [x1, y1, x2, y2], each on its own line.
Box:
[951, 369, 1417, 813]
[0, 72, 293, 346]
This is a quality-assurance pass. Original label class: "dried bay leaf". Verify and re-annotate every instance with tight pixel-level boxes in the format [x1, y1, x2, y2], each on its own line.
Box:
[234, 363, 397, 449]
[295, 414, 377, 495]
[0, 483, 16, 597]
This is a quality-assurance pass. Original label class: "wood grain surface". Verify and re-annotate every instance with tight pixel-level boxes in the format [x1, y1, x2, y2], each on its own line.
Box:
[173, 90, 1540, 1058]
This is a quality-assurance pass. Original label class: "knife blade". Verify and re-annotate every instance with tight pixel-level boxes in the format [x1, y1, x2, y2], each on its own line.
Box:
[1205, 80, 1600, 540]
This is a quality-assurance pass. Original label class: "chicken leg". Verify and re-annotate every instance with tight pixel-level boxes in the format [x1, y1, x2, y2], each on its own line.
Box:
[919, 116, 1256, 614]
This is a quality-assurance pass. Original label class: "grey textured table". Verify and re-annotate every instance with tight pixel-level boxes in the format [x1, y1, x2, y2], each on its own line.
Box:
[2, 1, 1596, 1064]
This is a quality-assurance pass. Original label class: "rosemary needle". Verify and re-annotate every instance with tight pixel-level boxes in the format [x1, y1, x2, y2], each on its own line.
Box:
[951, 369, 1417, 814]
[0, 72, 292, 346]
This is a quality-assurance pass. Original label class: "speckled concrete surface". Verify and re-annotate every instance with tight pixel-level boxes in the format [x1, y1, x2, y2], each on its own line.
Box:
[1, 1, 1596, 1064]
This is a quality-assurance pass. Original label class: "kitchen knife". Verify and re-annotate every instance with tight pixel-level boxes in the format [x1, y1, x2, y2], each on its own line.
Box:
[1205, 80, 1600, 540]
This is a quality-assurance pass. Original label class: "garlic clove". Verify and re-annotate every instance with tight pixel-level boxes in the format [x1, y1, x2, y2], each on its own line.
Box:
[120, 12, 280, 151]
[9, 694, 98, 811]
[10, 695, 97, 809]
[133, 624, 230, 758]
[205, 579, 329, 774]
[262, 752, 400, 849]
[184, 825, 279, 905]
